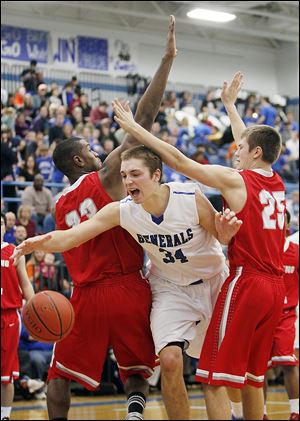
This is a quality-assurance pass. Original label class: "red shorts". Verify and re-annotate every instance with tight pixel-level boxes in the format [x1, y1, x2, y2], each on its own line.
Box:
[1, 309, 20, 384]
[196, 267, 285, 388]
[268, 308, 298, 367]
[48, 272, 155, 390]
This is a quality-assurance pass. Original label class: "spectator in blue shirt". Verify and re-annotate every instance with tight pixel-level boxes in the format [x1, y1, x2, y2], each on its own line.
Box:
[19, 322, 53, 381]
[3, 211, 16, 243]
[257, 97, 277, 127]
[35, 145, 54, 182]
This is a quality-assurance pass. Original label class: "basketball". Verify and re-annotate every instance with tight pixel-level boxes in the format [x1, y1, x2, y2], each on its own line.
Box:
[22, 291, 75, 343]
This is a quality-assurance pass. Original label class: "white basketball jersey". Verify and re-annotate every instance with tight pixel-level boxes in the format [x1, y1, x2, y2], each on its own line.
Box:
[120, 182, 225, 286]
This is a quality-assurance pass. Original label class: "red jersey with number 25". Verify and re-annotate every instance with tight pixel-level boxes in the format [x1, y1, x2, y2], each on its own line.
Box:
[225, 169, 286, 277]
[1, 242, 22, 309]
[55, 172, 144, 287]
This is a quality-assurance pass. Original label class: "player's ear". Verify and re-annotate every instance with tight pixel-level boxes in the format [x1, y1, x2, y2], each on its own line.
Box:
[73, 154, 84, 168]
[253, 145, 263, 160]
[154, 169, 161, 183]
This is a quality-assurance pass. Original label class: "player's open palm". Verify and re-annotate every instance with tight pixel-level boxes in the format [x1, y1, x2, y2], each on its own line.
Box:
[112, 99, 135, 132]
[11, 233, 52, 265]
[215, 208, 243, 244]
[221, 71, 243, 106]
[165, 15, 177, 58]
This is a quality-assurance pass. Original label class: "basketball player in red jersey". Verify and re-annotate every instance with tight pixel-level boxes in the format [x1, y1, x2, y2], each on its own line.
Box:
[1, 213, 35, 421]
[108, 72, 286, 419]
[30, 16, 176, 421]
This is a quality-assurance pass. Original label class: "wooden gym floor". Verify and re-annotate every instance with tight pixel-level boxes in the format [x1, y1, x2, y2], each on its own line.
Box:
[12, 385, 290, 420]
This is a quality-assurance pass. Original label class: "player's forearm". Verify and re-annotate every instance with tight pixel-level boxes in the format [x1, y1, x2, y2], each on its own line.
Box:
[135, 55, 174, 124]
[130, 123, 183, 169]
[224, 103, 246, 145]
[40, 230, 79, 252]
[22, 283, 35, 301]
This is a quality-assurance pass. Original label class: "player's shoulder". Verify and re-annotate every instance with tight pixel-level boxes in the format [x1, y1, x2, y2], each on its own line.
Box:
[56, 173, 97, 204]
[167, 181, 198, 195]
[1, 242, 15, 252]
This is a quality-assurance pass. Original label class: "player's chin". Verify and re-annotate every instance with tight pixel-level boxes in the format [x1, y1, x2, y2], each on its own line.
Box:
[131, 194, 143, 204]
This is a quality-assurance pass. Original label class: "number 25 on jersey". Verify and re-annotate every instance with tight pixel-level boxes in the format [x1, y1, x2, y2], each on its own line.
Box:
[259, 190, 285, 230]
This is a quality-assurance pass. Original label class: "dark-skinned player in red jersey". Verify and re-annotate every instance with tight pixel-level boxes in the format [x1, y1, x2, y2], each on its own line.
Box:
[45, 15, 177, 421]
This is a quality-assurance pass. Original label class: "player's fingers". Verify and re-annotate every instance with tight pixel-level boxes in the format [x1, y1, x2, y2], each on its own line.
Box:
[228, 216, 238, 225]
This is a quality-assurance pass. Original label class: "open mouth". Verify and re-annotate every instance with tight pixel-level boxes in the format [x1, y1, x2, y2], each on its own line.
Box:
[129, 188, 140, 198]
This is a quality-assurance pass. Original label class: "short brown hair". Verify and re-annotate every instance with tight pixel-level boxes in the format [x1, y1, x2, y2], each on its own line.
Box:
[242, 125, 282, 164]
[121, 145, 163, 182]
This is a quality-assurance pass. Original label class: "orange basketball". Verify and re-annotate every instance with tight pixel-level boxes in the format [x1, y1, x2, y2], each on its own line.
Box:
[22, 291, 75, 343]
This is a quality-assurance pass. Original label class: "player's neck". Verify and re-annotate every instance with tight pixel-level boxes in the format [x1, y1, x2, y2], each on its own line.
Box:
[142, 184, 170, 217]
[249, 160, 272, 172]
[68, 171, 83, 185]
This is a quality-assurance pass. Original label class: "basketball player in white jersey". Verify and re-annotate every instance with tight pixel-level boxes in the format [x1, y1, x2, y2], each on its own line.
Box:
[12, 146, 242, 420]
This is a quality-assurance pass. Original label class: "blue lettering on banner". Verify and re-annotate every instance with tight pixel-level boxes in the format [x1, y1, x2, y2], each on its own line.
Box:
[53, 38, 76, 63]
[77, 36, 108, 71]
[1, 25, 48, 63]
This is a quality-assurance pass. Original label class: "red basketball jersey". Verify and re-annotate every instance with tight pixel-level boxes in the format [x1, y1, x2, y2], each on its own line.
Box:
[1, 242, 22, 309]
[55, 172, 144, 286]
[225, 169, 286, 276]
[283, 239, 299, 311]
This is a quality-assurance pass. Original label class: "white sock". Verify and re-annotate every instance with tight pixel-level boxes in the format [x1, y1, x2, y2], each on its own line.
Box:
[1, 406, 12, 419]
[289, 398, 299, 414]
[264, 404, 267, 415]
[231, 401, 243, 418]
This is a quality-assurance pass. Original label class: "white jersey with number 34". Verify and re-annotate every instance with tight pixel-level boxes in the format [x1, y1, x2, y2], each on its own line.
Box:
[120, 182, 225, 286]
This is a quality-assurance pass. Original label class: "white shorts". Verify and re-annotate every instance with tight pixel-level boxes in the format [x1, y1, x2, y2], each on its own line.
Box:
[149, 266, 229, 358]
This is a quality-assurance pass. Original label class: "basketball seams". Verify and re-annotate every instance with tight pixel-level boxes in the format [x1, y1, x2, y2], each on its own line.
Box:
[23, 302, 56, 341]
[43, 291, 63, 339]
[43, 291, 74, 338]
[30, 298, 61, 338]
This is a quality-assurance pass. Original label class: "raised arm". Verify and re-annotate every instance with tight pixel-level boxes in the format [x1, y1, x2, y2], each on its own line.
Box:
[112, 99, 244, 198]
[220, 71, 246, 145]
[101, 15, 177, 193]
[11, 202, 120, 262]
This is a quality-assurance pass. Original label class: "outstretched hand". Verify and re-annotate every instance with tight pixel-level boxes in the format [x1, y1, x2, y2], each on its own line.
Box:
[215, 208, 243, 244]
[10, 233, 53, 266]
[112, 99, 136, 133]
[165, 15, 177, 59]
[221, 71, 244, 106]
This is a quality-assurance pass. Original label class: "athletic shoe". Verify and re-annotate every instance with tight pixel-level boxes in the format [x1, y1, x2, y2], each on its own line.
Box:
[290, 413, 299, 420]
[125, 413, 144, 420]
[263, 415, 269, 420]
[27, 378, 45, 394]
[231, 416, 244, 420]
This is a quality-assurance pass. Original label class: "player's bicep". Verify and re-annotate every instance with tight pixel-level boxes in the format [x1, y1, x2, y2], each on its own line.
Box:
[176, 158, 241, 191]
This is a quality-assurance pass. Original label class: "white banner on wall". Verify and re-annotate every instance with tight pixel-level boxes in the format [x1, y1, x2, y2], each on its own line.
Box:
[109, 39, 138, 75]
[2, 24, 139, 75]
